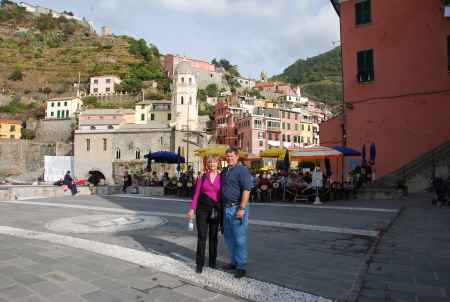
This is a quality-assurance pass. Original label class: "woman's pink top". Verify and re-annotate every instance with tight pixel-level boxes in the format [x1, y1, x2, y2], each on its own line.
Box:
[190, 172, 221, 210]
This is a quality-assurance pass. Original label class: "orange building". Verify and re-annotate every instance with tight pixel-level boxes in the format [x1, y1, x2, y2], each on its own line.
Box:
[320, 0, 450, 179]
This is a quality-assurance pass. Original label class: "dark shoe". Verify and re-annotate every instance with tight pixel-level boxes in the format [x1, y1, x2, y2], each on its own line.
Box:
[222, 263, 236, 270]
[196, 266, 203, 274]
[234, 268, 246, 278]
[209, 263, 218, 269]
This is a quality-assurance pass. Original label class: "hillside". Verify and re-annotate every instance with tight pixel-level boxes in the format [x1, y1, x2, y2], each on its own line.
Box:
[270, 47, 343, 111]
[0, 1, 166, 107]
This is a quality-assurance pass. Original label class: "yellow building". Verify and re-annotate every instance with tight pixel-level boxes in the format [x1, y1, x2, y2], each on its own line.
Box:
[135, 100, 172, 124]
[0, 119, 22, 139]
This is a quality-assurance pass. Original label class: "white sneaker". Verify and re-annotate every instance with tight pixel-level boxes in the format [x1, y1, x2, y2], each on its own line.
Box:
[74, 193, 79, 196]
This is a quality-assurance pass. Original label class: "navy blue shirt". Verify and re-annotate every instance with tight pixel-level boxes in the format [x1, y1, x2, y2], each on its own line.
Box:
[221, 164, 253, 204]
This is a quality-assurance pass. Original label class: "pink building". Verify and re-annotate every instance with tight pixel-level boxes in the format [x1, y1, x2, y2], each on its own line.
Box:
[254, 82, 298, 96]
[320, 0, 450, 180]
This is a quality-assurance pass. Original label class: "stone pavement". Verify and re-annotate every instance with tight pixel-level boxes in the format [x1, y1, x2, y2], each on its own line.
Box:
[0, 192, 447, 301]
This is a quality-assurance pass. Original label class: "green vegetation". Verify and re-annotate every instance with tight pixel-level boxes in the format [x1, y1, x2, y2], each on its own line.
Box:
[0, 100, 37, 114]
[21, 128, 35, 139]
[8, 68, 22, 81]
[270, 47, 343, 108]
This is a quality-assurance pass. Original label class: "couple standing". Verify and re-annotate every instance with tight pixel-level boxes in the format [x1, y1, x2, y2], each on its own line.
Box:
[187, 147, 252, 278]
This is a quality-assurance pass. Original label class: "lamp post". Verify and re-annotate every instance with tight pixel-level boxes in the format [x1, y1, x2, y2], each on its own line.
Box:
[339, 115, 346, 182]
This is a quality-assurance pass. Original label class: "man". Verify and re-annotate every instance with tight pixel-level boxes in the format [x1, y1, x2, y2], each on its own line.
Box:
[257, 174, 272, 202]
[221, 147, 253, 278]
[64, 171, 78, 196]
[122, 171, 132, 194]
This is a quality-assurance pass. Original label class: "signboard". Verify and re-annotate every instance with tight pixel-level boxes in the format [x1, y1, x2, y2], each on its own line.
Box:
[349, 159, 359, 169]
[311, 171, 322, 187]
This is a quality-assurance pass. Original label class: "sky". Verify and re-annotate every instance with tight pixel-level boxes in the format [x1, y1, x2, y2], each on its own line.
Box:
[20, 0, 340, 80]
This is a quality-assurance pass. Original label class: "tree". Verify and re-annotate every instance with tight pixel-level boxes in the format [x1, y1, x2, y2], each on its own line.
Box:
[251, 160, 263, 171]
[205, 83, 218, 97]
[42, 87, 52, 94]
[8, 68, 23, 81]
[21, 128, 35, 140]
[219, 59, 232, 71]
[211, 58, 219, 67]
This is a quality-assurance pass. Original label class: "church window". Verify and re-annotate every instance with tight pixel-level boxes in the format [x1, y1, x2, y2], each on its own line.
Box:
[189, 78, 192, 83]
[181, 96, 184, 104]
[181, 77, 184, 83]
[115, 149, 120, 159]
[189, 97, 192, 105]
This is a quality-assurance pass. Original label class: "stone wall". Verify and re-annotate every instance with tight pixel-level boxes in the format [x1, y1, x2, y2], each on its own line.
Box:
[0, 139, 56, 173]
[34, 118, 75, 142]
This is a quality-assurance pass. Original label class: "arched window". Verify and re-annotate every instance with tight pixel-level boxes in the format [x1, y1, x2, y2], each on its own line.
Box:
[181, 77, 184, 83]
[189, 97, 192, 105]
[181, 96, 184, 105]
[135, 149, 140, 159]
[107, 125, 113, 129]
[90, 126, 96, 130]
[66, 110, 69, 117]
[115, 149, 121, 159]
[189, 77, 192, 83]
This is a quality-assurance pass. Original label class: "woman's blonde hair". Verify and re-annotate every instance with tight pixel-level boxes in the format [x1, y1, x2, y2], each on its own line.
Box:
[206, 154, 222, 170]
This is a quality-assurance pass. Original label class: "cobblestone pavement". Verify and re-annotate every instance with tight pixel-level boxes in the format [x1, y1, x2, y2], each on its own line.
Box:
[0, 192, 447, 301]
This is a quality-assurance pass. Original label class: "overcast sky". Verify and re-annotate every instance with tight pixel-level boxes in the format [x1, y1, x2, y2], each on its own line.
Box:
[20, 0, 340, 80]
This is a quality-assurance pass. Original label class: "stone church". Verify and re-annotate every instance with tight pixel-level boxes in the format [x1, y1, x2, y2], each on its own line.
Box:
[73, 58, 207, 184]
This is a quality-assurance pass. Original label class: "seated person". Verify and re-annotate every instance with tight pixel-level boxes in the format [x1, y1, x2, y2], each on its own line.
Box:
[53, 178, 64, 186]
[301, 182, 316, 203]
[177, 173, 188, 197]
[303, 171, 312, 184]
[257, 174, 272, 202]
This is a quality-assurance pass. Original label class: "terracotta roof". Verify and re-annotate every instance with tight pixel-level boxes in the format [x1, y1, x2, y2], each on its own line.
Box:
[0, 119, 22, 124]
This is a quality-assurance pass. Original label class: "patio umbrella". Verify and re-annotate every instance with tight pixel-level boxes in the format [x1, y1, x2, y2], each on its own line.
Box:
[369, 143, 376, 166]
[176, 146, 181, 172]
[145, 150, 152, 172]
[331, 146, 361, 156]
[289, 146, 343, 160]
[361, 145, 368, 167]
[195, 146, 248, 158]
[259, 148, 287, 158]
[259, 165, 276, 171]
[144, 151, 185, 164]
[239, 154, 261, 162]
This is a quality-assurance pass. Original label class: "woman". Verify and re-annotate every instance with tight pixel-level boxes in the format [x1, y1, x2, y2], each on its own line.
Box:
[187, 154, 222, 274]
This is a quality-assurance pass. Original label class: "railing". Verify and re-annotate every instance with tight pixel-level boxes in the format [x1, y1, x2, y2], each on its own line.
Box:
[390, 139, 450, 181]
[217, 123, 227, 128]
[267, 126, 281, 132]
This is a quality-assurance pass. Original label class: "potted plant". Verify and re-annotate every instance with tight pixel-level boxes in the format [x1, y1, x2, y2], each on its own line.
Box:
[132, 168, 147, 185]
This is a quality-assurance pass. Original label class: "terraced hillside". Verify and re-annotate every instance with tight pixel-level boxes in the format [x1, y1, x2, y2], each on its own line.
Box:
[0, 2, 163, 102]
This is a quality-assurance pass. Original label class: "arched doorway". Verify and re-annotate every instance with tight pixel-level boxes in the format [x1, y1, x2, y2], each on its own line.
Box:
[89, 170, 105, 185]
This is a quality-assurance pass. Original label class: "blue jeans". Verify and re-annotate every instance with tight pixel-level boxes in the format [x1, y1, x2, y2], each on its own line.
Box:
[223, 204, 249, 270]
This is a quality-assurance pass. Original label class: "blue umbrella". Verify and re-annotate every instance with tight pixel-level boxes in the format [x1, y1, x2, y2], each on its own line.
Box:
[145, 150, 152, 172]
[176, 146, 181, 172]
[369, 143, 376, 166]
[325, 157, 332, 177]
[143, 151, 185, 164]
[331, 146, 361, 156]
[361, 145, 368, 167]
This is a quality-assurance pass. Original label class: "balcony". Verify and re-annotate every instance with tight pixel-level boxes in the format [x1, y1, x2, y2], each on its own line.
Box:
[267, 126, 281, 132]
[217, 123, 228, 128]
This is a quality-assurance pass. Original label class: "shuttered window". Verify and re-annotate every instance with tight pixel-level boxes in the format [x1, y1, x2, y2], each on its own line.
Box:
[355, 0, 371, 26]
[357, 49, 375, 83]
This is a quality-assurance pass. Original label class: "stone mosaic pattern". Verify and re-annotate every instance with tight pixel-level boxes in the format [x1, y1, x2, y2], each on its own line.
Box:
[45, 214, 167, 234]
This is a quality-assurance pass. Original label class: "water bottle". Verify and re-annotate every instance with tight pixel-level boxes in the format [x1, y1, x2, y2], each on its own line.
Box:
[188, 218, 194, 231]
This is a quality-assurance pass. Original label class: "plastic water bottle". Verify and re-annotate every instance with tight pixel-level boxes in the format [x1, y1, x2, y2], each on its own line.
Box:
[188, 219, 194, 231]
